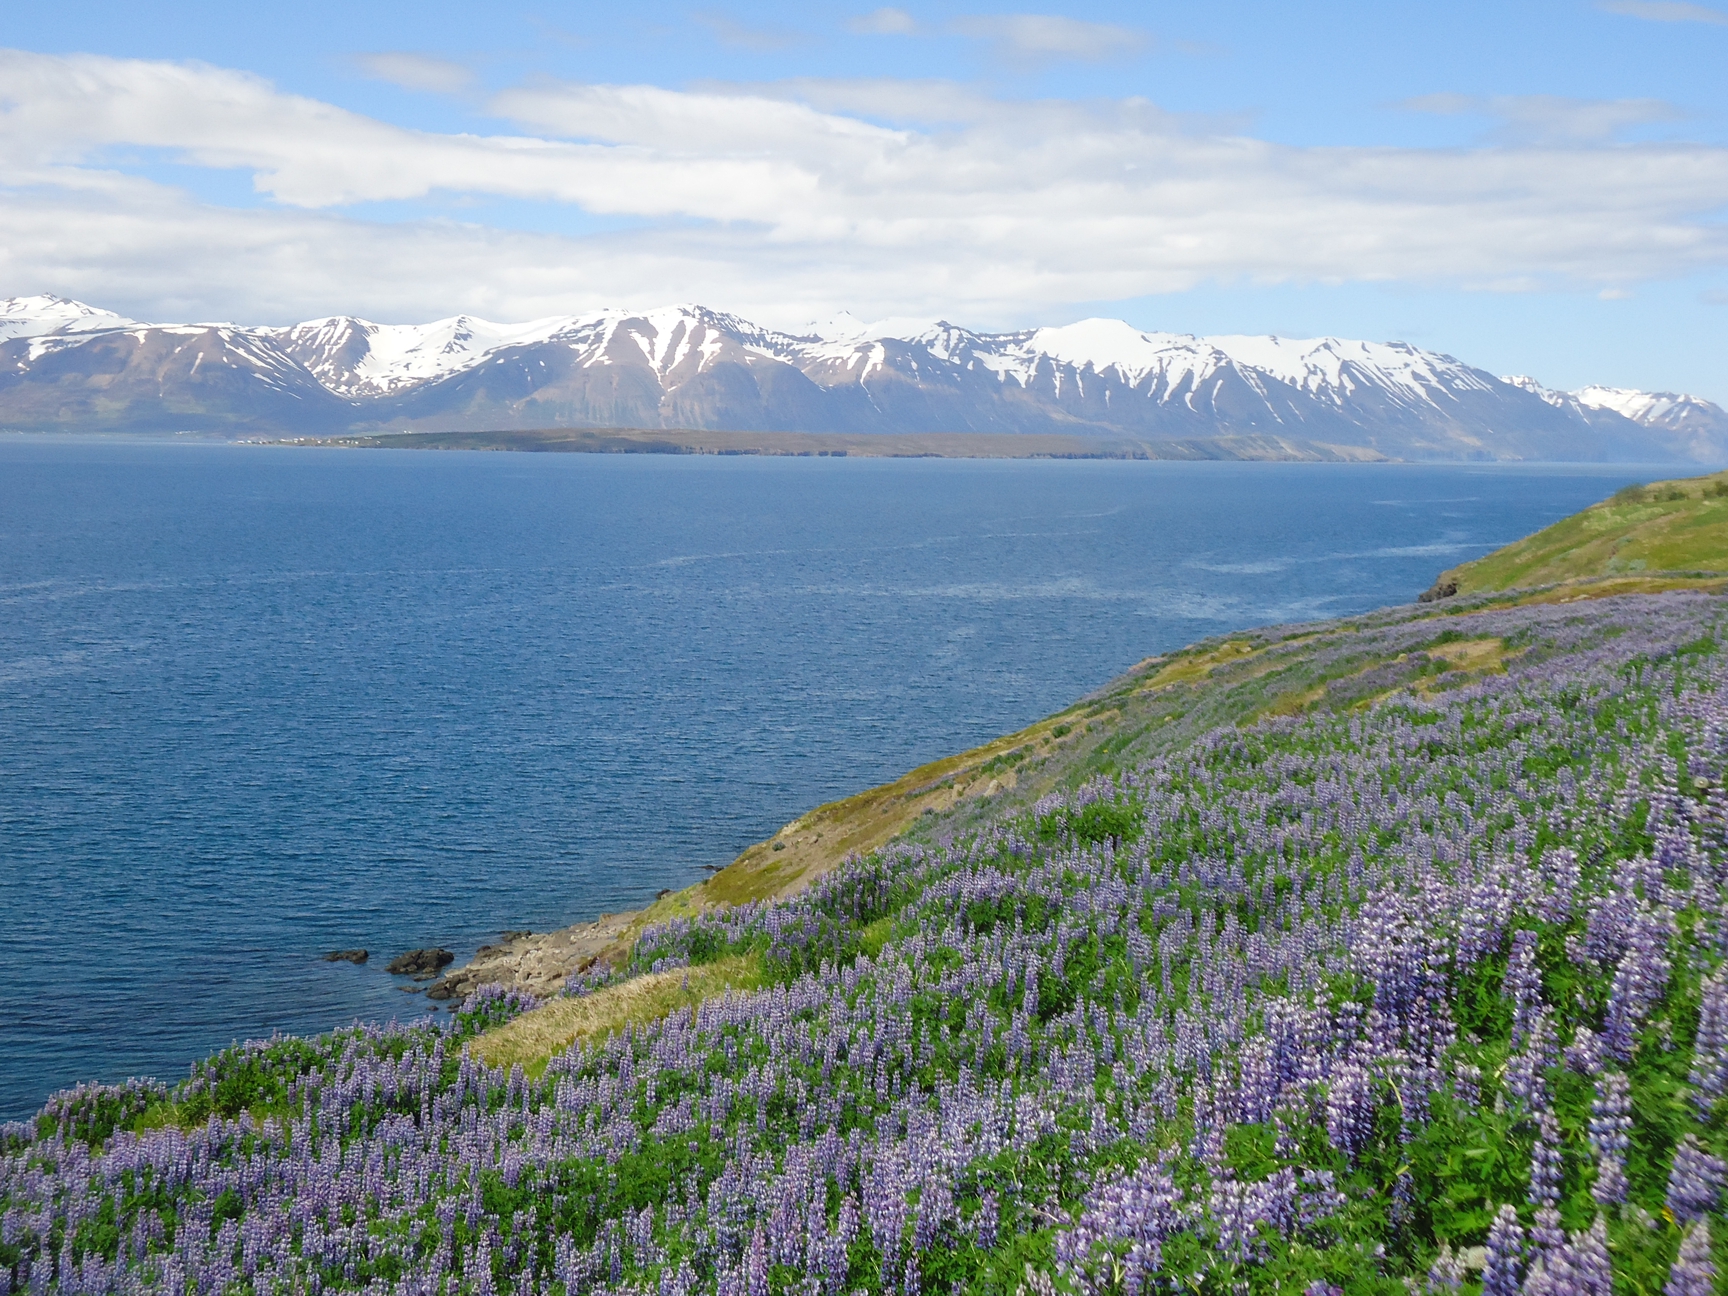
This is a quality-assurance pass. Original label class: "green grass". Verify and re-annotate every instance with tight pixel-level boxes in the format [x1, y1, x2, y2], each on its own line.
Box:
[1436, 469, 1728, 596]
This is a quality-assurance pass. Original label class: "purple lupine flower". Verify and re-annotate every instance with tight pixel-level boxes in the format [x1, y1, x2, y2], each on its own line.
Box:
[1589, 1072, 1631, 1207]
[1690, 971, 1728, 1116]
[1564, 1026, 1602, 1076]
[974, 1189, 999, 1251]
[1529, 1112, 1564, 1212]
[1603, 906, 1675, 1062]
[1666, 1223, 1716, 1296]
[1426, 1246, 1467, 1294]
[1506, 930, 1544, 1049]
[746, 1227, 769, 1296]
[1506, 1016, 1555, 1114]
[1569, 1217, 1613, 1296]
[1325, 1061, 1376, 1162]
[1531, 1207, 1566, 1259]
[823, 1196, 858, 1296]
[1453, 1061, 1483, 1111]
[1593, 1155, 1629, 1209]
[1054, 1158, 1188, 1296]
[1667, 1134, 1726, 1224]
[1483, 1204, 1526, 1296]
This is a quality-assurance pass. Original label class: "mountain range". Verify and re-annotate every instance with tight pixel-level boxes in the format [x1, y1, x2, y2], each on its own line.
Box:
[3, 294, 1723, 462]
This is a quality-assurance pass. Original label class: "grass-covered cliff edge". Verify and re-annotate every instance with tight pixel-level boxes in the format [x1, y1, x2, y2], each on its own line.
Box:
[13, 493, 1728, 1295]
[1425, 469, 1728, 603]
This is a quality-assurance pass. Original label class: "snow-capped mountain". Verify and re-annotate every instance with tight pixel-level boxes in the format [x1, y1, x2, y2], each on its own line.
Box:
[1505, 375, 1728, 464]
[2, 294, 1722, 463]
[1573, 386, 1728, 463]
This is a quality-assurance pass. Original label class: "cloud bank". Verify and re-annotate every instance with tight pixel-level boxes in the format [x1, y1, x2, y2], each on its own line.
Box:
[1598, 0, 1728, 25]
[1, 48, 1726, 326]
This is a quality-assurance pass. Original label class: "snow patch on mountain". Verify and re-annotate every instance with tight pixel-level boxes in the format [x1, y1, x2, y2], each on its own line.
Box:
[0, 295, 136, 342]
[1209, 336, 1497, 406]
[1574, 385, 1727, 430]
[268, 314, 576, 397]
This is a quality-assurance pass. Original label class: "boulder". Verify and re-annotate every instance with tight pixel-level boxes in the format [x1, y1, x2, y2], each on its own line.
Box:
[387, 948, 455, 977]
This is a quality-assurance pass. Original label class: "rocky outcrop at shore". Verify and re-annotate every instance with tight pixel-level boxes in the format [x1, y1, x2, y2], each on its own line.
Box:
[425, 913, 638, 1001]
[1418, 577, 1459, 603]
[386, 948, 454, 978]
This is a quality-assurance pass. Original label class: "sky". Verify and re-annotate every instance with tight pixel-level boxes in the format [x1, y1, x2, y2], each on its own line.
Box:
[1, 1, 1725, 401]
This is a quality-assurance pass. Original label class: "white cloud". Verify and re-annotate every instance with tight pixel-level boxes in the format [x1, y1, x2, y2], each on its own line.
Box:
[1598, 0, 1728, 23]
[949, 13, 1147, 62]
[1, 50, 1727, 327]
[353, 52, 474, 95]
[847, 8, 920, 35]
[1401, 93, 1683, 143]
[693, 12, 807, 51]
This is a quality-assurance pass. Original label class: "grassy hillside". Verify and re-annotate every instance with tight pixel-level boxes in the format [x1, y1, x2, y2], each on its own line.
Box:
[1433, 469, 1728, 599]
[627, 586, 1631, 944]
[10, 588, 1728, 1296]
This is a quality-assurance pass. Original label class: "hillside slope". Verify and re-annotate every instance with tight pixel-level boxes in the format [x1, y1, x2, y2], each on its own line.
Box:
[1428, 470, 1728, 600]
[10, 588, 1728, 1296]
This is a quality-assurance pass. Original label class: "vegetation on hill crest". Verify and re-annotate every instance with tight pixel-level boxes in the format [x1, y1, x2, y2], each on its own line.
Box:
[1433, 470, 1728, 601]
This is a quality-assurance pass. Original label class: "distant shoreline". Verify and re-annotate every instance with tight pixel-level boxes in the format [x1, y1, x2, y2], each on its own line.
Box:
[269, 425, 1391, 462]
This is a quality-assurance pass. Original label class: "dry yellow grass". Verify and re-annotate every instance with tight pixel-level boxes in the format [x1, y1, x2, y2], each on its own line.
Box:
[1247, 636, 1509, 721]
[1262, 683, 1327, 717]
[1425, 637, 1505, 672]
[1135, 640, 1257, 690]
[1489, 574, 1728, 606]
[474, 955, 761, 1076]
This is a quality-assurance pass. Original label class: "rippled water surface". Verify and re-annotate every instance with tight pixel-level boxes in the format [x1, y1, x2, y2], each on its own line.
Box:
[0, 439, 1652, 1117]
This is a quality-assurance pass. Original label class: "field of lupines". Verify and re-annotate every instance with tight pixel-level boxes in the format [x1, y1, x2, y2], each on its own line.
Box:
[9, 590, 1728, 1296]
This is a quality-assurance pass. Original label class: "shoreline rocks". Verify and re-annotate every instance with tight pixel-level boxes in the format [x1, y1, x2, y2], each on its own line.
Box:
[1418, 577, 1459, 603]
[426, 912, 639, 1001]
[322, 949, 369, 964]
[386, 948, 454, 979]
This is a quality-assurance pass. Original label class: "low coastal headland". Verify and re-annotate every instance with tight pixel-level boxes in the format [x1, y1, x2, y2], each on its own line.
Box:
[277, 426, 1387, 463]
[10, 469, 1728, 1296]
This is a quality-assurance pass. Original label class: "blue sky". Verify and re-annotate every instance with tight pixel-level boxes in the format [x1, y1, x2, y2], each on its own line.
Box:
[1, 0, 1724, 400]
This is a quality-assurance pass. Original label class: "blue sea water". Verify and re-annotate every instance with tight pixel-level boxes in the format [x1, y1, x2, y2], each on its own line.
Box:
[0, 439, 1656, 1119]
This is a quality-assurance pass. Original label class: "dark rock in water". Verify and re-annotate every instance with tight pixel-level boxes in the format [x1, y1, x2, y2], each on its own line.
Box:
[387, 948, 454, 976]
[426, 978, 459, 1001]
[1418, 578, 1459, 604]
[322, 949, 369, 964]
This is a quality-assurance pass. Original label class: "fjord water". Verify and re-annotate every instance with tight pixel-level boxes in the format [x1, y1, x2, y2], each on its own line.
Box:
[0, 439, 1650, 1119]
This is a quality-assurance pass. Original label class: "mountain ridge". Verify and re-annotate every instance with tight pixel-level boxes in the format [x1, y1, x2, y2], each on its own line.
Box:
[3, 293, 1725, 462]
